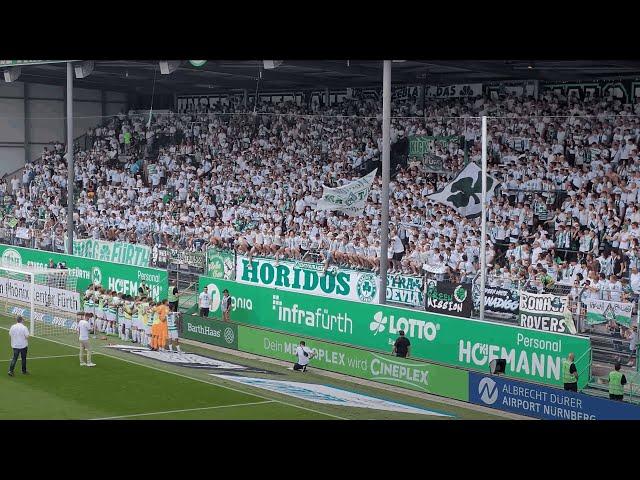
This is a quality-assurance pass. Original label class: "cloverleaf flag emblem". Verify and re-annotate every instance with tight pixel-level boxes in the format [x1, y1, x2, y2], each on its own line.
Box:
[447, 171, 494, 208]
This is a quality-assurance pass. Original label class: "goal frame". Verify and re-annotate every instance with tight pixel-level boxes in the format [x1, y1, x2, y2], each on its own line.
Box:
[0, 262, 73, 335]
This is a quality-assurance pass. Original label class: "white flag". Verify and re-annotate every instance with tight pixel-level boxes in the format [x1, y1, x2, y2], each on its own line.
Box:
[316, 169, 377, 217]
[426, 162, 498, 218]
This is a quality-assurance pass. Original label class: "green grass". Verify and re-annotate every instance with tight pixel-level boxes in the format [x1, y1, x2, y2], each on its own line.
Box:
[0, 316, 506, 420]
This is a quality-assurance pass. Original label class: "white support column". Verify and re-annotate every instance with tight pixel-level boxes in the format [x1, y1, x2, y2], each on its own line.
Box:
[66, 62, 74, 255]
[29, 274, 35, 335]
[379, 60, 392, 304]
[479, 116, 488, 320]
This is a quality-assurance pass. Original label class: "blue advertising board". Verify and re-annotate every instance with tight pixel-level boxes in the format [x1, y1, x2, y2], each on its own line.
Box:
[469, 372, 640, 420]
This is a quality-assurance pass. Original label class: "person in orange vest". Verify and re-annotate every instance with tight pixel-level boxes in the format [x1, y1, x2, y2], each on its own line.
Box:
[156, 300, 170, 352]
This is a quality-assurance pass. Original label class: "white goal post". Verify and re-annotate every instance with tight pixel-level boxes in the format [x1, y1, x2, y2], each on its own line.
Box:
[0, 261, 80, 336]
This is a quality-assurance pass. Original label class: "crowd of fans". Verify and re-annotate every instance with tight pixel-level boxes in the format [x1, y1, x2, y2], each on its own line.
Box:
[1, 89, 640, 305]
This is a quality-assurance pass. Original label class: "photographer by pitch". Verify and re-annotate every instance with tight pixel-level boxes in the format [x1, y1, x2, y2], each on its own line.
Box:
[293, 340, 315, 372]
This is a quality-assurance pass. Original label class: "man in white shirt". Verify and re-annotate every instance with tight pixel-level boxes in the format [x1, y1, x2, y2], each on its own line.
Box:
[8, 316, 29, 376]
[198, 287, 212, 317]
[293, 340, 315, 372]
[77, 318, 95, 367]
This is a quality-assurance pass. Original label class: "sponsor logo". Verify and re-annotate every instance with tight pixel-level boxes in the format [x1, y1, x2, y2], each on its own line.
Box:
[207, 283, 252, 313]
[478, 377, 498, 405]
[272, 294, 352, 334]
[1, 249, 22, 267]
[91, 267, 102, 285]
[212, 375, 452, 417]
[208, 283, 221, 311]
[369, 354, 430, 391]
[224, 327, 235, 344]
[356, 273, 377, 303]
[368, 311, 439, 341]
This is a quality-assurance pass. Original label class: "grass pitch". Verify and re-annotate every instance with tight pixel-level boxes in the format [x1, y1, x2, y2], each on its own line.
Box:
[0, 316, 507, 420]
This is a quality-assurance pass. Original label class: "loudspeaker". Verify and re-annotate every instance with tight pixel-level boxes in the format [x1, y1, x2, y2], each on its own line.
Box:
[3, 67, 21, 83]
[159, 61, 181, 75]
[489, 359, 507, 375]
[74, 61, 94, 79]
[263, 60, 283, 70]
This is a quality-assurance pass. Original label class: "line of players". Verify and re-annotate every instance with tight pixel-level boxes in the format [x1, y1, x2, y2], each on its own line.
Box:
[81, 284, 181, 352]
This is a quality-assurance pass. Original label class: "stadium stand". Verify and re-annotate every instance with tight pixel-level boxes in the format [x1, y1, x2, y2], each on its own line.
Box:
[2, 89, 640, 373]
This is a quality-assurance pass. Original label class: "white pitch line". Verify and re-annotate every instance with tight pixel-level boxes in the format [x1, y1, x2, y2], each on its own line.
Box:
[0, 354, 80, 362]
[0, 327, 347, 421]
[91, 400, 275, 420]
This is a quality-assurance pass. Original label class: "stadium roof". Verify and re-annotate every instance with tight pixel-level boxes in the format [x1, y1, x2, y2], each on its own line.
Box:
[11, 60, 640, 95]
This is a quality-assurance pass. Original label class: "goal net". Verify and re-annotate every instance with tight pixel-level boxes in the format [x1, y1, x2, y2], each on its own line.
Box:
[0, 262, 80, 336]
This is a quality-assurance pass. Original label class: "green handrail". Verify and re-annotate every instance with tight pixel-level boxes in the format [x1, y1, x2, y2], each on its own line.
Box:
[575, 346, 592, 390]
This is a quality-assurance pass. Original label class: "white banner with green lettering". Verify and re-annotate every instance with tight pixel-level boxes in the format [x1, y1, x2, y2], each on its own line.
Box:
[73, 239, 151, 268]
[235, 256, 423, 306]
[585, 299, 633, 326]
[315, 169, 377, 217]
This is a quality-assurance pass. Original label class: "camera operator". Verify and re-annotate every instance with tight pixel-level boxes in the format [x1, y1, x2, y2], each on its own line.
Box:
[293, 340, 315, 372]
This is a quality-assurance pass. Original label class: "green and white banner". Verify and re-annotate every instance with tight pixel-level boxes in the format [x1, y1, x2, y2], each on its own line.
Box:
[237, 326, 469, 400]
[236, 256, 422, 306]
[427, 162, 499, 218]
[316, 169, 377, 217]
[518, 291, 574, 334]
[206, 248, 235, 279]
[408, 136, 464, 173]
[585, 299, 634, 326]
[199, 276, 591, 389]
[73, 239, 151, 268]
[236, 256, 381, 304]
[0, 244, 168, 302]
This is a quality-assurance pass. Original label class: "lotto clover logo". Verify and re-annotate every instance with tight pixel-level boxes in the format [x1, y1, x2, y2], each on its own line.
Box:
[91, 267, 102, 285]
[478, 377, 498, 405]
[369, 311, 387, 335]
[357, 274, 377, 303]
[454, 285, 467, 303]
[223, 327, 235, 344]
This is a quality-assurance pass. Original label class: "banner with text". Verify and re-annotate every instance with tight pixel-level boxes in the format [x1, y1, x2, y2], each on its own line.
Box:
[236, 256, 423, 307]
[151, 246, 206, 272]
[426, 83, 482, 98]
[206, 248, 235, 279]
[180, 315, 238, 350]
[585, 299, 634, 326]
[0, 244, 168, 302]
[473, 285, 520, 315]
[198, 276, 591, 389]
[73, 239, 151, 268]
[0, 277, 80, 313]
[424, 280, 472, 318]
[408, 136, 464, 173]
[469, 372, 640, 420]
[518, 291, 573, 334]
[238, 326, 469, 400]
[316, 169, 377, 217]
